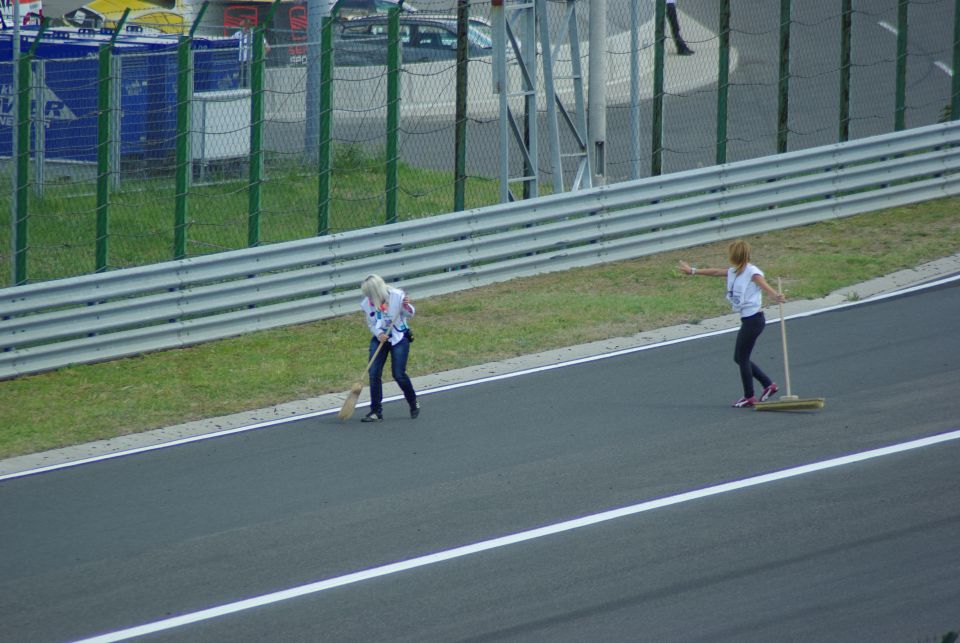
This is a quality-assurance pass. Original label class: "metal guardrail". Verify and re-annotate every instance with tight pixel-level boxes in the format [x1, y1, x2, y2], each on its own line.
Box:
[3, 121, 960, 379]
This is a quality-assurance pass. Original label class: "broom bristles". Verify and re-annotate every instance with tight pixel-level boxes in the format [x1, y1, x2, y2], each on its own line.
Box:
[755, 397, 825, 412]
[337, 382, 364, 421]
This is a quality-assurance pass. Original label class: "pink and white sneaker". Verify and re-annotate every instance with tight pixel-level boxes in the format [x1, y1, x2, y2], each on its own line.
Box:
[732, 396, 757, 408]
[759, 383, 779, 402]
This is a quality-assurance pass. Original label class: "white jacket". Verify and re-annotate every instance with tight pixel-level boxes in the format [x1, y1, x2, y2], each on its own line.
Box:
[360, 287, 415, 346]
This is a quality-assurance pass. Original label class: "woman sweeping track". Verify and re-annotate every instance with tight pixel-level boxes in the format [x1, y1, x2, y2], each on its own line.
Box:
[679, 240, 786, 408]
[359, 274, 420, 422]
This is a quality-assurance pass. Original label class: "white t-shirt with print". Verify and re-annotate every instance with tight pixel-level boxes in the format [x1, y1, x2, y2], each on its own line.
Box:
[726, 263, 764, 317]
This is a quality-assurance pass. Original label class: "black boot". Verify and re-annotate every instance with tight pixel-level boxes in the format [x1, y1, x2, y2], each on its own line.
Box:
[666, 4, 694, 55]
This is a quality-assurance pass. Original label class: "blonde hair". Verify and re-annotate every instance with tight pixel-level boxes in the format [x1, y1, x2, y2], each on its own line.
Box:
[728, 239, 751, 274]
[361, 274, 389, 307]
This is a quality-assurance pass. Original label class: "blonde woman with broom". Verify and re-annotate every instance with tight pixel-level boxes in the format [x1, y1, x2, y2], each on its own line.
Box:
[359, 274, 420, 422]
[679, 240, 786, 408]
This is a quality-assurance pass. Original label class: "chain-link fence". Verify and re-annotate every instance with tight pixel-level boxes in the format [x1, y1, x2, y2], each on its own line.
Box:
[2, 0, 957, 287]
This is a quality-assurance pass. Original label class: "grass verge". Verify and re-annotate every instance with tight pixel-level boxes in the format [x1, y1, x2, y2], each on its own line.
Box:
[2, 197, 959, 459]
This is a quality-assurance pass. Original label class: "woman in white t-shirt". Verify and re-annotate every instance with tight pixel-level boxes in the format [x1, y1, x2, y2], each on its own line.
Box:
[359, 274, 419, 422]
[679, 240, 785, 408]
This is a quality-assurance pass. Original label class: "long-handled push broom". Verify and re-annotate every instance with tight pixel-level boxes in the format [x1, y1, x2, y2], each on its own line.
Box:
[755, 278, 825, 412]
[338, 329, 392, 421]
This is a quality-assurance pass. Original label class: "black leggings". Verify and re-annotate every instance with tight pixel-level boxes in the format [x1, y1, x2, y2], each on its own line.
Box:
[734, 312, 773, 398]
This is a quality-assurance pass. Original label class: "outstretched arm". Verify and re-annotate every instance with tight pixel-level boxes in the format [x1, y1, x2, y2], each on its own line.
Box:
[678, 260, 726, 277]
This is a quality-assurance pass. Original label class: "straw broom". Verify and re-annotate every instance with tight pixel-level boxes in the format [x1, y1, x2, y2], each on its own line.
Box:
[338, 324, 393, 421]
[755, 278, 825, 411]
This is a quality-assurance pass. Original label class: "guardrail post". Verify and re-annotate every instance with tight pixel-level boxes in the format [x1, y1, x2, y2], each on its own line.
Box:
[386, 5, 401, 224]
[777, 0, 791, 154]
[895, 0, 908, 131]
[651, 0, 666, 176]
[839, 0, 852, 142]
[716, 0, 731, 165]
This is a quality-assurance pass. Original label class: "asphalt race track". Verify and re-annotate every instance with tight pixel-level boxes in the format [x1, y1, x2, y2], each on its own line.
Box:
[2, 278, 959, 642]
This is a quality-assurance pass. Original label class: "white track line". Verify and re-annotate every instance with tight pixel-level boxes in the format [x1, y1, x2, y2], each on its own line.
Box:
[73, 428, 960, 643]
[3, 273, 959, 484]
[878, 20, 898, 36]
[877, 19, 953, 77]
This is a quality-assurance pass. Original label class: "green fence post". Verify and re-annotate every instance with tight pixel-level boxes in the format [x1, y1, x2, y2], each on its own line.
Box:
[953, 0, 960, 120]
[317, 7, 336, 235]
[13, 20, 48, 285]
[839, 0, 852, 142]
[895, 0, 908, 131]
[248, 0, 280, 247]
[173, 3, 207, 260]
[386, 5, 400, 224]
[651, 0, 666, 176]
[95, 10, 130, 272]
[174, 36, 192, 260]
[716, 0, 730, 165]
[453, 0, 469, 212]
[95, 47, 112, 271]
[777, 0, 791, 154]
[14, 48, 32, 285]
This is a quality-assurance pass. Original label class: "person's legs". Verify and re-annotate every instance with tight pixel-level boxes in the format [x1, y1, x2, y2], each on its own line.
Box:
[367, 337, 389, 416]
[733, 313, 771, 398]
[388, 339, 419, 414]
[666, 1, 694, 55]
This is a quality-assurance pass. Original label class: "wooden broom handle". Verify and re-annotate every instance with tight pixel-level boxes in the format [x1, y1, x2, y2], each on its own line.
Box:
[359, 320, 395, 378]
[778, 277, 793, 398]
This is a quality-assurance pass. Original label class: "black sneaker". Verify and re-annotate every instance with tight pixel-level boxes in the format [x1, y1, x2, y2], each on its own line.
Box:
[361, 411, 383, 423]
[409, 400, 420, 419]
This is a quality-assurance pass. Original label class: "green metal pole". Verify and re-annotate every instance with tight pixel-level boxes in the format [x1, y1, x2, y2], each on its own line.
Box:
[94, 60, 109, 269]
[453, 0, 469, 212]
[95, 10, 130, 272]
[248, 25, 264, 247]
[385, 5, 400, 224]
[716, 0, 730, 165]
[839, 0, 852, 141]
[14, 53, 31, 285]
[651, 0, 665, 176]
[173, 4, 207, 260]
[895, 0, 908, 131]
[173, 36, 191, 260]
[953, 0, 960, 120]
[776, 0, 791, 154]
[13, 21, 48, 285]
[317, 11, 335, 235]
[248, 1, 279, 246]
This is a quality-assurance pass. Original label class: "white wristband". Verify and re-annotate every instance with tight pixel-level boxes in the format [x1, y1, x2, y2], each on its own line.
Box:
[691, 267, 697, 275]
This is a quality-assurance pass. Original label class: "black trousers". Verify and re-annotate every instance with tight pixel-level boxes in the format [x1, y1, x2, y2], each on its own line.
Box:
[734, 312, 773, 398]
